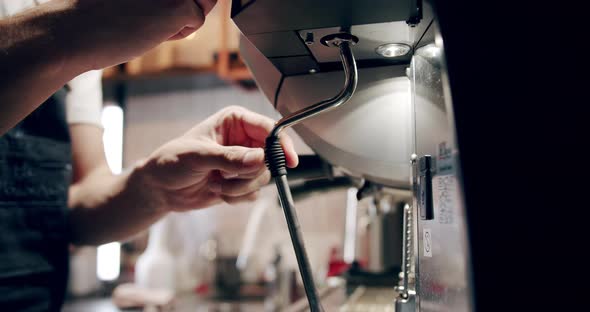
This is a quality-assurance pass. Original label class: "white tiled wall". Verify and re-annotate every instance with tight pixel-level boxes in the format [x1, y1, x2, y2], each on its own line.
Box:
[123, 85, 347, 282]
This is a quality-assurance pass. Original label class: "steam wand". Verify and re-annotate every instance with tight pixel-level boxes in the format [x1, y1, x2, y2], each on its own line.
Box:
[264, 33, 358, 312]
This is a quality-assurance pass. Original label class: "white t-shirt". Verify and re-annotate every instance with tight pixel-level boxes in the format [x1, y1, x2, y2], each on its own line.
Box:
[1, 0, 104, 127]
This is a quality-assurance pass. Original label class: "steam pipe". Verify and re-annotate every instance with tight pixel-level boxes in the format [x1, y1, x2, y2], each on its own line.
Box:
[269, 40, 358, 138]
[264, 35, 358, 312]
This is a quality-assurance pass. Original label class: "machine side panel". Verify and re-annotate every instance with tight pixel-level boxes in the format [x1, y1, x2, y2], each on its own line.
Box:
[412, 26, 473, 311]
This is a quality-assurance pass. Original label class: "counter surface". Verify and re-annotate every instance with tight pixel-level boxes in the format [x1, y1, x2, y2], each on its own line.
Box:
[62, 285, 396, 311]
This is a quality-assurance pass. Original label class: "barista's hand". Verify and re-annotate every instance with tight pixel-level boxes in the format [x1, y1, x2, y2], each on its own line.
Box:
[137, 106, 298, 212]
[67, 0, 218, 71]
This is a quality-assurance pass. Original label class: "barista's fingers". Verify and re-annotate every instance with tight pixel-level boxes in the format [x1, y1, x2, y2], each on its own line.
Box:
[279, 133, 298, 168]
[220, 167, 268, 179]
[169, 26, 197, 40]
[226, 167, 269, 180]
[221, 191, 260, 205]
[220, 171, 239, 179]
[219, 106, 299, 168]
[195, 0, 217, 16]
[209, 170, 271, 196]
[196, 145, 265, 174]
[167, 189, 219, 212]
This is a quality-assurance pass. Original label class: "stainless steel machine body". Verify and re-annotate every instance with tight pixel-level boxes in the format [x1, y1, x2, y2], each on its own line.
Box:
[230, 0, 530, 311]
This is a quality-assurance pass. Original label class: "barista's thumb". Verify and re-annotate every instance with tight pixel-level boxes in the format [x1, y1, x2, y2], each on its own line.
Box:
[202, 145, 265, 174]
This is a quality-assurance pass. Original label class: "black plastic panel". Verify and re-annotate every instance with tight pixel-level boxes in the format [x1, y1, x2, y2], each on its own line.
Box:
[232, 0, 416, 35]
[247, 31, 310, 58]
[270, 55, 318, 76]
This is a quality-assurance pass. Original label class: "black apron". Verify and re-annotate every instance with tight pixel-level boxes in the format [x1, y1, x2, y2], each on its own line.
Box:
[0, 88, 72, 312]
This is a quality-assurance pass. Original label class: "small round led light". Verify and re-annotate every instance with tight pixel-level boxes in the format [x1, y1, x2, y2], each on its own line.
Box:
[375, 43, 412, 58]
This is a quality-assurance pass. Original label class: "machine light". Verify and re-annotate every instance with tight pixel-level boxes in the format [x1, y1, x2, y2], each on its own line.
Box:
[375, 43, 411, 58]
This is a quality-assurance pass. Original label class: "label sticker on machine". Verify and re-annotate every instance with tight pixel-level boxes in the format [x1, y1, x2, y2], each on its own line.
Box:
[423, 228, 433, 257]
[437, 142, 454, 175]
[433, 175, 457, 225]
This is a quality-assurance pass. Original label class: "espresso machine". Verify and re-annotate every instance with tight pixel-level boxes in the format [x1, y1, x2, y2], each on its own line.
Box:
[231, 0, 574, 311]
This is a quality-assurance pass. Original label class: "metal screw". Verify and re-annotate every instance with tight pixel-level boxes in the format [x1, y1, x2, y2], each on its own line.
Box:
[320, 33, 359, 48]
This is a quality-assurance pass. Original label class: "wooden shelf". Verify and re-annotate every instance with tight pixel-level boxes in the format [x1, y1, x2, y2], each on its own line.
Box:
[102, 61, 255, 90]
[102, 65, 216, 83]
[102, 0, 255, 90]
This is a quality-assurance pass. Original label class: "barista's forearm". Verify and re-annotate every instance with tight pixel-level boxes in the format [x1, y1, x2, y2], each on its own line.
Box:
[68, 165, 167, 246]
[0, 0, 85, 135]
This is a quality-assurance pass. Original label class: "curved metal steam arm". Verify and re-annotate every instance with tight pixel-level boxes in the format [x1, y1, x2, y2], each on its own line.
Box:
[269, 42, 358, 139]
[264, 38, 358, 312]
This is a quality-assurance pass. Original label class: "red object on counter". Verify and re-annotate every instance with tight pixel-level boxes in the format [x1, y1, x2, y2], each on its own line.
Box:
[194, 283, 209, 295]
[327, 247, 350, 277]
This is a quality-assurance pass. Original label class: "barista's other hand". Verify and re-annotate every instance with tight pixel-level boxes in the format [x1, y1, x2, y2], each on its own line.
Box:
[70, 0, 218, 71]
[137, 106, 298, 211]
